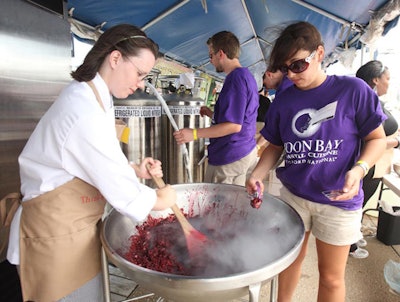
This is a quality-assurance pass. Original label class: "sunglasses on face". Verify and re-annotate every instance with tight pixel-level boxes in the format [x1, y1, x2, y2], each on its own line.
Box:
[280, 50, 316, 74]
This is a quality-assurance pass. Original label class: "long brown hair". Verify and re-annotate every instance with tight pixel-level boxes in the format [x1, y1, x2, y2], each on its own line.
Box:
[71, 24, 159, 82]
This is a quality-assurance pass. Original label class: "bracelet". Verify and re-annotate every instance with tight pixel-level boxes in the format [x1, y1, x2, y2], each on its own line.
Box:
[355, 160, 369, 177]
[193, 128, 198, 141]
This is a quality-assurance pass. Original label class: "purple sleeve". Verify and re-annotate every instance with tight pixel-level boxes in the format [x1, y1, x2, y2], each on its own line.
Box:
[215, 70, 248, 124]
[354, 79, 387, 137]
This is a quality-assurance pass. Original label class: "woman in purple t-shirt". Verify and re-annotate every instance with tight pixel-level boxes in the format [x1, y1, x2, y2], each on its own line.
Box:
[246, 22, 386, 302]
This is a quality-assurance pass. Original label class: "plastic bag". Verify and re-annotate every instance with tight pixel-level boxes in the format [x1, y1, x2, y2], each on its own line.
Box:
[379, 200, 400, 216]
[384, 260, 400, 295]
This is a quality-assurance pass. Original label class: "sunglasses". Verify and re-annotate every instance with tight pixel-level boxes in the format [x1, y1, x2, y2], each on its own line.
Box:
[280, 50, 316, 74]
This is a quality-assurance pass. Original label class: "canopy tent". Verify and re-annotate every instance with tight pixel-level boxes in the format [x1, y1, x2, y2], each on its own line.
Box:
[66, 0, 400, 84]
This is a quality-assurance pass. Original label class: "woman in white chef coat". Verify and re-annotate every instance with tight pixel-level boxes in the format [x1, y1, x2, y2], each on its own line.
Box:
[7, 24, 177, 302]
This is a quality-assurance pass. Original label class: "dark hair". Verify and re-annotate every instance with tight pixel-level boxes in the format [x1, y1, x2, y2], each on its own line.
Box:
[268, 21, 324, 72]
[207, 31, 240, 59]
[355, 60, 387, 89]
[71, 24, 159, 82]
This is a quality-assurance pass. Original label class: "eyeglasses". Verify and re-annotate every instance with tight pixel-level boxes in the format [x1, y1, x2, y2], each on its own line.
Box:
[280, 50, 316, 74]
[209, 50, 219, 59]
[125, 56, 148, 81]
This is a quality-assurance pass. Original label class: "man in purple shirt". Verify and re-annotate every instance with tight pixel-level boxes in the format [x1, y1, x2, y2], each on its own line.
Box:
[174, 31, 259, 185]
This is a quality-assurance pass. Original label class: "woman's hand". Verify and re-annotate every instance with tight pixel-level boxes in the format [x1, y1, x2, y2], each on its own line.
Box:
[330, 168, 363, 201]
[133, 158, 163, 179]
[246, 175, 265, 200]
[153, 185, 177, 211]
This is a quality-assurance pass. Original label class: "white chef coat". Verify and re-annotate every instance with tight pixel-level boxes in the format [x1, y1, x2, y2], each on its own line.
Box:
[8, 73, 157, 265]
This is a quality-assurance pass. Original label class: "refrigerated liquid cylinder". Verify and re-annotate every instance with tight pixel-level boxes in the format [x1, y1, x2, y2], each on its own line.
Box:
[114, 93, 162, 186]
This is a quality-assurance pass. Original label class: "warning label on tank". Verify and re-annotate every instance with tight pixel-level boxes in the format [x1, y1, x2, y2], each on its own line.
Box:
[115, 106, 162, 117]
[165, 106, 201, 115]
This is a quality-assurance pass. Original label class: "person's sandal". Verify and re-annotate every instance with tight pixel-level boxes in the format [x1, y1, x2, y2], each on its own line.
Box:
[361, 225, 377, 237]
[349, 247, 369, 259]
[357, 238, 367, 247]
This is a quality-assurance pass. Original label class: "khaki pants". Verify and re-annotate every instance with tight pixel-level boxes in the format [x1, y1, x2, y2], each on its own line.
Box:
[205, 147, 258, 186]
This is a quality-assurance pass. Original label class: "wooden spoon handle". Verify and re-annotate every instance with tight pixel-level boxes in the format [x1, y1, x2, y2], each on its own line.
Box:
[170, 204, 195, 234]
[145, 164, 194, 233]
[149, 170, 167, 188]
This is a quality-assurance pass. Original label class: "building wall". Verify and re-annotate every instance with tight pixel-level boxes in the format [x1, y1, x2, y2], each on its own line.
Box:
[0, 0, 71, 197]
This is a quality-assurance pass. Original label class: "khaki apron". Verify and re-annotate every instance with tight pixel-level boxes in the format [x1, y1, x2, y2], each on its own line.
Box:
[19, 178, 106, 301]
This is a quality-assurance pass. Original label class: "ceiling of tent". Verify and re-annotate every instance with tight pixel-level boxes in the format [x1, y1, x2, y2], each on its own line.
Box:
[66, 0, 398, 83]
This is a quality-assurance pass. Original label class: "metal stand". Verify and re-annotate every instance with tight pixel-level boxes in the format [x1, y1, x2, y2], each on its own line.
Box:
[101, 246, 157, 302]
[101, 247, 111, 302]
[248, 277, 278, 302]
[362, 180, 386, 220]
[249, 282, 261, 302]
[270, 276, 278, 302]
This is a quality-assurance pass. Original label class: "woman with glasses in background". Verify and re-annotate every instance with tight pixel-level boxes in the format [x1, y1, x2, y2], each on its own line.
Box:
[7, 24, 177, 302]
[348, 60, 400, 258]
[246, 21, 386, 302]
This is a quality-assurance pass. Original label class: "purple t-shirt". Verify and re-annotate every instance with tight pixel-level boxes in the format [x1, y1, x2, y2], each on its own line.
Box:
[261, 75, 387, 210]
[208, 67, 258, 165]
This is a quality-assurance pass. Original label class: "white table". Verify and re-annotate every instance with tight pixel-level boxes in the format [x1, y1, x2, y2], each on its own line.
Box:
[380, 172, 400, 198]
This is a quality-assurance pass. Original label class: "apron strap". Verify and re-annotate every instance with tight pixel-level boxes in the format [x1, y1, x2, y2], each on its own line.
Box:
[86, 80, 130, 144]
[0, 192, 21, 227]
[0, 192, 21, 262]
[87, 80, 105, 112]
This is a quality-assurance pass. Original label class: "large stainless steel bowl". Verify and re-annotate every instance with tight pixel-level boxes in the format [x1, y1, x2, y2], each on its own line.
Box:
[101, 183, 304, 302]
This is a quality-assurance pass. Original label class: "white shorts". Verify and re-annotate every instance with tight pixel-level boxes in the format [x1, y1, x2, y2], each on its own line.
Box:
[279, 186, 363, 246]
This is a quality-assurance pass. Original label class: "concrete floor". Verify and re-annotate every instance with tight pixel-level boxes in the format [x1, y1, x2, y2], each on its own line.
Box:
[107, 169, 400, 302]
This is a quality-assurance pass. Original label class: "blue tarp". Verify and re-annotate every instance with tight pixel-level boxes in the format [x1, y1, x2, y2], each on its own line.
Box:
[67, 0, 394, 82]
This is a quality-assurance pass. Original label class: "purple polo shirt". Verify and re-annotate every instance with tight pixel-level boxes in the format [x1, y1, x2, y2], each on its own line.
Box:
[208, 67, 258, 165]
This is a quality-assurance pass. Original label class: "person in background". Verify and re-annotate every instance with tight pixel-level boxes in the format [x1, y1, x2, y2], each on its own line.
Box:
[263, 67, 292, 99]
[255, 80, 272, 156]
[173, 31, 259, 185]
[257, 83, 271, 124]
[256, 68, 293, 153]
[348, 60, 400, 258]
[246, 21, 386, 302]
[7, 24, 177, 302]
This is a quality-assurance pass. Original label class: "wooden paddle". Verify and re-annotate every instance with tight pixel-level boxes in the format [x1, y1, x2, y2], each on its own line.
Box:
[146, 165, 207, 256]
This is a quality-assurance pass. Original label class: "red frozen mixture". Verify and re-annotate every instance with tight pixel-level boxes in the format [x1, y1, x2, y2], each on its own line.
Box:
[122, 202, 275, 277]
[124, 214, 191, 275]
